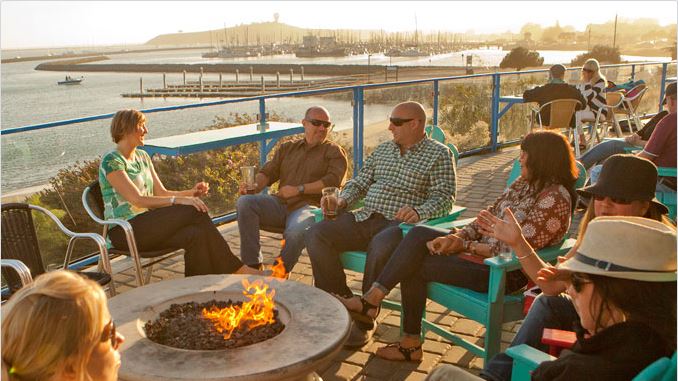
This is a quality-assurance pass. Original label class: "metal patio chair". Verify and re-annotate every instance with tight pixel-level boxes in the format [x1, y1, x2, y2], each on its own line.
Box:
[82, 180, 182, 287]
[1, 203, 114, 296]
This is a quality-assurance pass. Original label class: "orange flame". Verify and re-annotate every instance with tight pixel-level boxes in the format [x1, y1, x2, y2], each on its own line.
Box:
[269, 257, 288, 279]
[202, 278, 277, 340]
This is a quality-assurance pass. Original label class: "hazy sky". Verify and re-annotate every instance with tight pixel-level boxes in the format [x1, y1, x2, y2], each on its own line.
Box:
[2, 1, 676, 49]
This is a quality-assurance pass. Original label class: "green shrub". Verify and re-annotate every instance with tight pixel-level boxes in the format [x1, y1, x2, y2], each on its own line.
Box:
[570, 45, 621, 65]
[500, 47, 544, 71]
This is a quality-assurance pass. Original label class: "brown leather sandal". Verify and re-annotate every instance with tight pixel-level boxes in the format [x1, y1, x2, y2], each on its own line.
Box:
[377, 342, 423, 362]
[348, 297, 380, 326]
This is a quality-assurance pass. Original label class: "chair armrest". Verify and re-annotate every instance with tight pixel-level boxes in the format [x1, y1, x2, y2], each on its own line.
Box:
[312, 199, 366, 223]
[484, 239, 577, 271]
[0, 259, 33, 286]
[399, 216, 474, 235]
[506, 344, 557, 380]
[658, 167, 677, 178]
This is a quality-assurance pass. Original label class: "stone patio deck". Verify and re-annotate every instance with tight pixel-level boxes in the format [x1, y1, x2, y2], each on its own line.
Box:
[109, 147, 584, 381]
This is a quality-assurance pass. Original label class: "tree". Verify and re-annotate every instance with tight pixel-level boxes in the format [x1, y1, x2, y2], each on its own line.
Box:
[570, 45, 621, 65]
[499, 47, 544, 71]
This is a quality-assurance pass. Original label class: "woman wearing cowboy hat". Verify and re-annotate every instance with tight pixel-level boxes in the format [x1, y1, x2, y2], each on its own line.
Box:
[479, 154, 674, 381]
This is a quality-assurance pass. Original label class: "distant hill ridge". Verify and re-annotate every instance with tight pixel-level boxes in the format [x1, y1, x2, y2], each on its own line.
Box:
[145, 22, 370, 46]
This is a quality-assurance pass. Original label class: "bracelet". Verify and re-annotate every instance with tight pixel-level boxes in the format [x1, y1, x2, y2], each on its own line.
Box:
[170, 196, 176, 205]
[461, 239, 470, 252]
[469, 242, 477, 255]
[515, 250, 535, 260]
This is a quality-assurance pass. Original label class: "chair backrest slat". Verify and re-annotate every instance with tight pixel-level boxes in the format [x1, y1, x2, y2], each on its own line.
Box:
[85, 180, 105, 219]
[1, 203, 46, 292]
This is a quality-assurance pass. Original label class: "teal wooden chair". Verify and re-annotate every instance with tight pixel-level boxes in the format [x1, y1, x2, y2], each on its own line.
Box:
[506, 345, 676, 381]
[656, 167, 676, 221]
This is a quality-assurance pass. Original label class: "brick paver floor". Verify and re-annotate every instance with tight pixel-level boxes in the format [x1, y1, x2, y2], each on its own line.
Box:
[109, 147, 585, 380]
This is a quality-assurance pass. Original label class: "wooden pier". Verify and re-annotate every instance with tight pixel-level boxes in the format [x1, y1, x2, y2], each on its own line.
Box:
[122, 75, 360, 98]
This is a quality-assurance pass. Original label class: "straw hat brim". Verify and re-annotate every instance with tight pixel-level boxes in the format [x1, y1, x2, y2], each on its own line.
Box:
[558, 258, 677, 282]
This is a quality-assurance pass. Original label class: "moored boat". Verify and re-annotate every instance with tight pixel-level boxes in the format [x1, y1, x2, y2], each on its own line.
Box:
[58, 75, 83, 85]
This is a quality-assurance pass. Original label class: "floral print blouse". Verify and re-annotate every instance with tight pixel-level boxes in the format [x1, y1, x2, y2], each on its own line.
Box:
[457, 178, 572, 256]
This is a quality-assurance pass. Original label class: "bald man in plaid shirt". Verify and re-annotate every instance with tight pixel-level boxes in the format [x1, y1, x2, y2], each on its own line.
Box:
[306, 101, 457, 347]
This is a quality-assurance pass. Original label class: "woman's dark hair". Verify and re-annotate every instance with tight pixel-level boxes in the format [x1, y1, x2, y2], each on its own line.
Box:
[583, 273, 676, 350]
[520, 131, 578, 211]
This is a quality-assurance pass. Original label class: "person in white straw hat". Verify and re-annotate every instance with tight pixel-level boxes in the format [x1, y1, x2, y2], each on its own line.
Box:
[423, 216, 676, 381]
[530, 216, 676, 380]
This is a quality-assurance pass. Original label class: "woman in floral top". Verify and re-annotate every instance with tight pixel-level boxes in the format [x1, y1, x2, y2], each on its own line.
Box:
[99, 109, 259, 277]
[337, 131, 578, 362]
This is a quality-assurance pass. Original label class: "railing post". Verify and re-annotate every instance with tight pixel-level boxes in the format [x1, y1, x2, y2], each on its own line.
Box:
[630, 64, 636, 81]
[433, 80, 440, 127]
[659, 62, 668, 112]
[258, 98, 267, 169]
[352, 87, 364, 176]
[490, 73, 501, 151]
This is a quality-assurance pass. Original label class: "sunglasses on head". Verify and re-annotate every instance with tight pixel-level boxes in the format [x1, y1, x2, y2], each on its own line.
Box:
[306, 119, 333, 129]
[570, 273, 591, 293]
[592, 194, 633, 205]
[101, 320, 120, 348]
[389, 117, 414, 127]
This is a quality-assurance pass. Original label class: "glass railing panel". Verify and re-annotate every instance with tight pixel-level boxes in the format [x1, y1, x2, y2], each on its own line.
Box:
[437, 76, 493, 152]
[498, 71, 549, 143]
[362, 82, 434, 158]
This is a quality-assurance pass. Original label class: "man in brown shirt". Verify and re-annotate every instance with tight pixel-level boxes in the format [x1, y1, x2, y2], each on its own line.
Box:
[236, 106, 348, 272]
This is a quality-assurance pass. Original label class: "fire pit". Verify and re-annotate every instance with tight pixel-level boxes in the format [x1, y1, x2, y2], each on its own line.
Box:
[109, 275, 351, 381]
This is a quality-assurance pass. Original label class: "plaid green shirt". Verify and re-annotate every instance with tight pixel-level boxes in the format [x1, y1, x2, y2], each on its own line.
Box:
[341, 138, 456, 222]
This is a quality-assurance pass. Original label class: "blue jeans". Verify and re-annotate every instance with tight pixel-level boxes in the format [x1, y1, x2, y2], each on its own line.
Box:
[579, 139, 634, 169]
[236, 194, 317, 272]
[481, 293, 579, 381]
[305, 211, 403, 299]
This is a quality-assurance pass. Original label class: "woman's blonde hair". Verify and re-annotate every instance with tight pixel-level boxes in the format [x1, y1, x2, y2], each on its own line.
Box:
[582, 58, 607, 87]
[2, 271, 108, 381]
[110, 109, 145, 143]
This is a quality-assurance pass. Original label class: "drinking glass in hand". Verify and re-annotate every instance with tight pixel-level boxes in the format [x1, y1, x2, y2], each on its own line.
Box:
[240, 166, 257, 194]
[321, 187, 340, 220]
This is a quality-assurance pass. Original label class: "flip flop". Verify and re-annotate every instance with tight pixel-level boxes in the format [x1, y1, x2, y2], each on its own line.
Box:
[377, 342, 423, 362]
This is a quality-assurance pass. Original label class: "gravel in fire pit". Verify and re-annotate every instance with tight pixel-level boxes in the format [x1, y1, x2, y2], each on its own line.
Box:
[144, 300, 285, 350]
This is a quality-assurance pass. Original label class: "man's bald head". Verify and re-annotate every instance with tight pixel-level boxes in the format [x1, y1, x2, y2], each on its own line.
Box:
[305, 106, 331, 120]
[393, 101, 427, 124]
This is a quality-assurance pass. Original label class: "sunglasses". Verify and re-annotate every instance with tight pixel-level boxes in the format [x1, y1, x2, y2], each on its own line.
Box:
[582, 68, 594, 73]
[306, 119, 334, 129]
[570, 273, 591, 293]
[101, 320, 121, 348]
[592, 194, 633, 205]
[389, 117, 414, 127]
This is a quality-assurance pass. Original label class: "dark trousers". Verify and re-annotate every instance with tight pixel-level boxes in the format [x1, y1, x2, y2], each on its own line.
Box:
[109, 205, 243, 276]
[305, 211, 403, 298]
[376, 225, 525, 336]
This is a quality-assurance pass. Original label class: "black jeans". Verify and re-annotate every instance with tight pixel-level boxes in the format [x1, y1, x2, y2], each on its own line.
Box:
[305, 211, 403, 298]
[109, 205, 243, 276]
[375, 225, 526, 336]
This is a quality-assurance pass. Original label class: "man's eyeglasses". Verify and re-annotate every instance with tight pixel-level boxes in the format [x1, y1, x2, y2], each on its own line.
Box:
[592, 194, 632, 205]
[389, 117, 414, 127]
[101, 320, 121, 348]
[306, 119, 334, 129]
[570, 273, 591, 293]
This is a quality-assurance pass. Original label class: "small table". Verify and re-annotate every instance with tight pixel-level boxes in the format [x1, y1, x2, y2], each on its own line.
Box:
[141, 122, 304, 156]
[110, 275, 350, 381]
[497, 95, 526, 119]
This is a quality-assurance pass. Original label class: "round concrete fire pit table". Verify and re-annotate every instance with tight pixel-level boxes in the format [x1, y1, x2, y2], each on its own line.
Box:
[109, 275, 350, 381]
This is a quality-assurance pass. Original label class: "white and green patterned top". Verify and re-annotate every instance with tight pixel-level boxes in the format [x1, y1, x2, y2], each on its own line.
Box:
[341, 138, 456, 222]
[99, 149, 154, 221]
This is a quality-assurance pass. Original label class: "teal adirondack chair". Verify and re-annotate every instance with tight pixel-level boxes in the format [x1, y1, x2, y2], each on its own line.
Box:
[506, 345, 676, 381]
[656, 167, 676, 221]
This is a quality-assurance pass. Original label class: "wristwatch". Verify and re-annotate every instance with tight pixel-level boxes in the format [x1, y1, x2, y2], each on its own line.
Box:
[297, 184, 305, 195]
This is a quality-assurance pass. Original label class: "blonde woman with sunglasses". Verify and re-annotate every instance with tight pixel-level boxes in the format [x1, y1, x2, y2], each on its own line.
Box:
[2, 271, 125, 381]
[575, 58, 609, 149]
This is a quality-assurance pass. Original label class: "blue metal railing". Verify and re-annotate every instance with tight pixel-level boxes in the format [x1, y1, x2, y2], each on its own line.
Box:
[2, 61, 675, 270]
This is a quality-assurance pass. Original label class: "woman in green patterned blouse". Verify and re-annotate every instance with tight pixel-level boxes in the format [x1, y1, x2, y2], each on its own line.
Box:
[99, 109, 259, 276]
